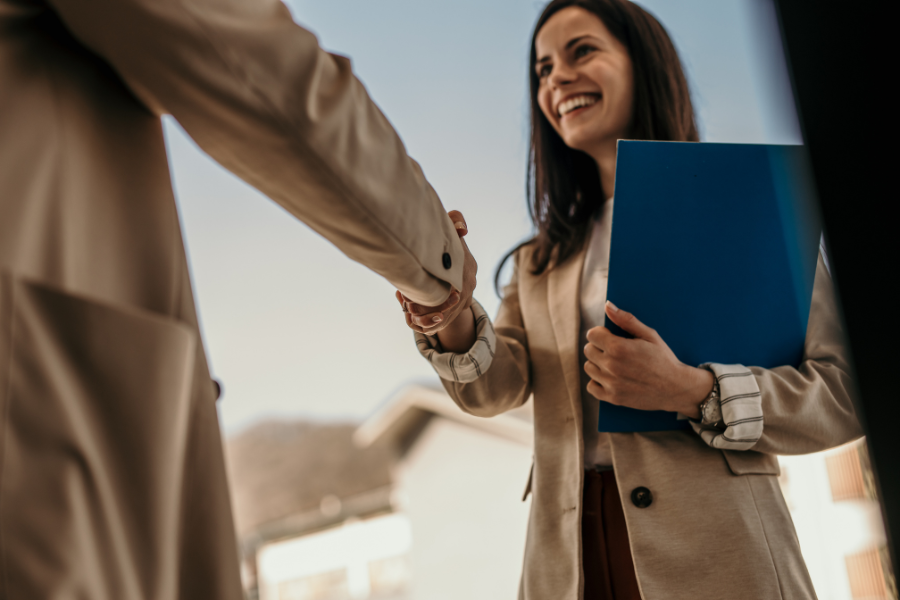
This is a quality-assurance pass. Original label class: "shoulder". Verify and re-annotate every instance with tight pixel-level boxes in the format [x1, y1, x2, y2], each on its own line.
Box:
[513, 240, 538, 267]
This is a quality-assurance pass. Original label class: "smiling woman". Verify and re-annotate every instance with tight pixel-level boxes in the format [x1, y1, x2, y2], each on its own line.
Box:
[397, 1, 861, 599]
[525, 0, 698, 278]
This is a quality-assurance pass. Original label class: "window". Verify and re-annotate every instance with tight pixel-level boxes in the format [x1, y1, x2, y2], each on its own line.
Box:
[845, 546, 897, 600]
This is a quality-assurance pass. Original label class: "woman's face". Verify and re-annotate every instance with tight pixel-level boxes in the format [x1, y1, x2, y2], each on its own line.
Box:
[534, 7, 634, 156]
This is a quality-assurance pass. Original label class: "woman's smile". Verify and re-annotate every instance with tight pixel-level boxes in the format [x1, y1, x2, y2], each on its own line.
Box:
[558, 93, 602, 119]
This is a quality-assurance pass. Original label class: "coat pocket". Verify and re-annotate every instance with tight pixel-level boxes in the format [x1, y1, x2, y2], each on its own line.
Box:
[722, 449, 781, 476]
[0, 273, 196, 600]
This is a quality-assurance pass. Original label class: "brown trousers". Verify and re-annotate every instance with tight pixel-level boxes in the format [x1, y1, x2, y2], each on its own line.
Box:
[582, 470, 642, 600]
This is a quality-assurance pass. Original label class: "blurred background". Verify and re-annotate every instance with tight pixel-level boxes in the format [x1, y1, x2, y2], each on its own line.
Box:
[162, 0, 895, 598]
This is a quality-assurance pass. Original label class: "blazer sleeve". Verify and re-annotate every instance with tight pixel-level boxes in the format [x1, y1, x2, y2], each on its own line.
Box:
[416, 250, 532, 417]
[46, 0, 463, 306]
[693, 254, 863, 454]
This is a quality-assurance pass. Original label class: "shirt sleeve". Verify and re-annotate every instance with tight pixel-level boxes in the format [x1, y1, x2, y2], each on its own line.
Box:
[691, 363, 764, 451]
[690, 253, 859, 455]
[414, 300, 497, 383]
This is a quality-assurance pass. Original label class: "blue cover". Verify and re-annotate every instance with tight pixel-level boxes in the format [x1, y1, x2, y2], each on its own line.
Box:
[599, 141, 821, 433]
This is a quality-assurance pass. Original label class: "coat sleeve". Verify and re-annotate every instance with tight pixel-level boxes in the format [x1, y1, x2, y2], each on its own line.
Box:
[693, 254, 863, 454]
[46, 0, 463, 306]
[416, 250, 532, 417]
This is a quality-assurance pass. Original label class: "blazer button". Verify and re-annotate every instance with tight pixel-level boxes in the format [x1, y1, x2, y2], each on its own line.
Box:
[442, 252, 452, 269]
[212, 379, 223, 402]
[631, 487, 653, 508]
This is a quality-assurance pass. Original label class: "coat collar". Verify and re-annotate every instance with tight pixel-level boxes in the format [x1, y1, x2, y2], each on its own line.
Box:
[547, 245, 587, 419]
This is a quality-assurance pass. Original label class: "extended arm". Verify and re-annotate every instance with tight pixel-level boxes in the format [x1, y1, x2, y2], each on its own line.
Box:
[415, 251, 532, 418]
[48, 0, 463, 305]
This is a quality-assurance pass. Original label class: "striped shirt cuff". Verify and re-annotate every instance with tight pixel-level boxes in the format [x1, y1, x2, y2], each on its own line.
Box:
[414, 300, 496, 383]
[691, 363, 763, 451]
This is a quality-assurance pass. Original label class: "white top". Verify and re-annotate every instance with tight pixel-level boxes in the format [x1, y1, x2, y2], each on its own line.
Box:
[578, 199, 615, 469]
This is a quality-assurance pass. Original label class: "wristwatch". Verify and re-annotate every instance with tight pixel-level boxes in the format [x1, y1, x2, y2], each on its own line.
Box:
[697, 367, 723, 426]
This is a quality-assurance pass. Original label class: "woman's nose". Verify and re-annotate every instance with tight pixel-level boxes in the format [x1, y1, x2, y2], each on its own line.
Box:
[548, 62, 577, 88]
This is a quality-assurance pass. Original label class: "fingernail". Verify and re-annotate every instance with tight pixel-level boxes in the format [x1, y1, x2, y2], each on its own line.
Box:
[606, 300, 619, 313]
[454, 221, 466, 230]
[433, 315, 443, 323]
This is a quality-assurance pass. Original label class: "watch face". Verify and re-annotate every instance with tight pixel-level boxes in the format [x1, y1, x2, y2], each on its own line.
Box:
[702, 402, 713, 424]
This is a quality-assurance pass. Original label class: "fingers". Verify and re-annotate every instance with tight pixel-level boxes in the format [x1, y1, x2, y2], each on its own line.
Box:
[586, 380, 606, 402]
[448, 210, 468, 237]
[585, 326, 616, 353]
[584, 341, 604, 364]
[399, 291, 462, 334]
[408, 309, 446, 329]
[403, 291, 461, 315]
[604, 301, 660, 342]
[584, 359, 603, 383]
[405, 312, 436, 335]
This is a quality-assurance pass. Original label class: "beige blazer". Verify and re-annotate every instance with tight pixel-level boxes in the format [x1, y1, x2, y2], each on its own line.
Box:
[0, 0, 462, 597]
[440, 243, 861, 600]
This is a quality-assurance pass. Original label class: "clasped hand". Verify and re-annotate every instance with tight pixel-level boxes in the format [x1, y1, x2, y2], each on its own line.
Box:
[585, 302, 712, 420]
[395, 210, 477, 341]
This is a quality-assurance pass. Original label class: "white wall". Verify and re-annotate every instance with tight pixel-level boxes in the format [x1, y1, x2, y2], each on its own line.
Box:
[257, 513, 413, 600]
[395, 418, 533, 600]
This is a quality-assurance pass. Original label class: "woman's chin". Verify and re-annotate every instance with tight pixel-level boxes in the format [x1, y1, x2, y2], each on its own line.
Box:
[560, 134, 601, 156]
[561, 129, 620, 158]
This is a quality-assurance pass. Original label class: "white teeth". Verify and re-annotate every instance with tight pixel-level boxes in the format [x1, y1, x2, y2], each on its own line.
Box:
[558, 95, 599, 116]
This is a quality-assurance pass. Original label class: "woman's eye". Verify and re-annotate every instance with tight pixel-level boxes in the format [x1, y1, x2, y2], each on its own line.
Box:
[538, 64, 552, 78]
[574, 45, 596, 59]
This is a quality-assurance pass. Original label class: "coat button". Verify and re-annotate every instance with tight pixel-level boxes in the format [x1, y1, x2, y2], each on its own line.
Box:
[442, 252, 452, 269]
[212, 379, 222, 401]
[631, 487, 653, 508]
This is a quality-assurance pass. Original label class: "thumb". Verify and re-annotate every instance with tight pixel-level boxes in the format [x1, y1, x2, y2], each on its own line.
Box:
[448, 210, 468, 237]
[605, 301, 659, 342]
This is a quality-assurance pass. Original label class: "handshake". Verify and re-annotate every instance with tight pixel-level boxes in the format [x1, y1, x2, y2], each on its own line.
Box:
[395, 210, 478, 353]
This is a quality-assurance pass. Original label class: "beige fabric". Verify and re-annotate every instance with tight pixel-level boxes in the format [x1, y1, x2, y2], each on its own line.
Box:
[0, 0, 463, 597]
[438, 244, 861, 600]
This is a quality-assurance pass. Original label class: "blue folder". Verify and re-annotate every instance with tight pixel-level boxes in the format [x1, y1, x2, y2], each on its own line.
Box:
[599, 141, 821, 433]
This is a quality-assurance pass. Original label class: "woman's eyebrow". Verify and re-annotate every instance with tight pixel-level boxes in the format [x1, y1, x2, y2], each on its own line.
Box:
[566, 33, 600, 50]
[536, 34, 599, 64]
[565, 35, 592, 49]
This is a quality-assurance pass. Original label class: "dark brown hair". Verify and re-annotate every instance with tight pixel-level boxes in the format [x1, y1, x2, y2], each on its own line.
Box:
[496, 0, 698, 292]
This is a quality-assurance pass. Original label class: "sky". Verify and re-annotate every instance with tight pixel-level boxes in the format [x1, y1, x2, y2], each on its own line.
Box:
[163, 0, 802, 435]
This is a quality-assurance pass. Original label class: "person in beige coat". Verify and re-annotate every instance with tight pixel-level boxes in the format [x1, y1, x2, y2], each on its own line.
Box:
[0, 0, 475, 597]
[400, 1, 861, 599]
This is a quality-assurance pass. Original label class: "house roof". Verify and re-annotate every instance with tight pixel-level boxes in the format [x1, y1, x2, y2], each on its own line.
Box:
[225, 420, 395, 548]
[226, 385, 533, 555]
[354, 383, 534, 451]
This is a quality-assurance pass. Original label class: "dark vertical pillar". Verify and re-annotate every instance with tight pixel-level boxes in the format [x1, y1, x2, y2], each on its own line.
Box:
[773, 0, 899, 574]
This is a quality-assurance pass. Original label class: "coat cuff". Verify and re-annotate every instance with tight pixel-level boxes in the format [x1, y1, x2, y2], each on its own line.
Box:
[691, 363, 763, 451]
[414, 300, 495, 383]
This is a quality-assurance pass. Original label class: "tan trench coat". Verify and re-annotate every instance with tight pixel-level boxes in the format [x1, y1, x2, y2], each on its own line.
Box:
[440, 244, 861, 600]
[0, 0, 463, 597]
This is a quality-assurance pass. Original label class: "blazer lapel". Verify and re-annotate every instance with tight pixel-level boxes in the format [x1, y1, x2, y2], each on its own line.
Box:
[547, 247, 587, 421]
